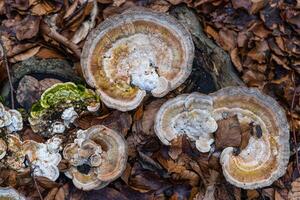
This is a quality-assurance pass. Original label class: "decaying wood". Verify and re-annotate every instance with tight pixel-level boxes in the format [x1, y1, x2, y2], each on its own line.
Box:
[170, 5, 244, 89]
[0, 57, 82, 106]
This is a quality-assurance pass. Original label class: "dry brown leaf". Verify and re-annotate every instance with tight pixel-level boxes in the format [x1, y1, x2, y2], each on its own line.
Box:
[201, 170, 219, 200]
[230, 48, 243, 72]
[113, 0, 126, 7]
[205, 25, 219, 42]
[148, 0, 171, 12]
[218, 28, 237, 51]
[194, 0, 211, 7]
[268, 38, 285, 56]
[121, 163, 132, 184]
[14, 16, 41, 41]
[97, 0, 113, 3]
[208, 152, 222, 172]
[271, 54, 291, 70]
[16, 75, 40, 108]
[289, 177, 300, 200]
[172, 169, 199, 186]
[260, 5, 282, 30]
[102, 1, 136, 19]
[36, 176, 60, 189]
[249, 0, 267, 14]
[231, 0, 251, 10]
[31, 1, 61, 15]
[275, 37, 286, 52]
[240, 125, 251, 150]
[242, 70, 266, 84]
[249, 22, 271, 38]
[169, 137, 183, 160]
[55, 187, 65, 200]
[0, 0, 4, 14]
[237, 31, 249, 48]
[247, 40, 269, 63]
[63, 0, 79, 19]
[275, 189, 288, 200]
[36, 47, 64, 59]
[166, 0, 185, 5]
[44, 188, 59, 200]
[262, 188, 274, 199]
[193, 190, 205, 200]
[215, 115, 242, 149]
[141, 99, 166, 135]
[71, 0, 98, 44]
[9, 46, 40, 63]
[84, 111, 132, 136]
[247, 190, 260, 200]
[57, 159, 70, 172]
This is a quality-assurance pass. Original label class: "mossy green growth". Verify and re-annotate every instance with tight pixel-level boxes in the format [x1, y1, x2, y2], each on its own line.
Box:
[30, 82, 100, 119]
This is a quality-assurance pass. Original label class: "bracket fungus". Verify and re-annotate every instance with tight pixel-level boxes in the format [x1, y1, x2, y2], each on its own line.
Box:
[1, 134, 62, 181]
[23, 136, 62, 181]
[81, 9, 194, 111]
[154, 93, 218, 153]
[4, 135, 26, 172]
[63, 125, 127, 190]
[29, 82, 100, 136]
[0, 103, 23, 133]
[211, 87, 290, 189]
[154, 87, 290, 189]
[0, 187, 26, 200]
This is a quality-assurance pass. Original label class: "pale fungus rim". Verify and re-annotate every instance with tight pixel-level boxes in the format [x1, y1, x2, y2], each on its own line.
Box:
[81, 9, 194, 111]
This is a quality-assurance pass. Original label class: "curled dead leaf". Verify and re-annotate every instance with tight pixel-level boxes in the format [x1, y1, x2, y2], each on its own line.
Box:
[9, 46, 41, 63]
[230, 48, 243, 72]
[218, 28, 237, 51]
[36, 176, 60, 189]
[215, 115, 242, 150]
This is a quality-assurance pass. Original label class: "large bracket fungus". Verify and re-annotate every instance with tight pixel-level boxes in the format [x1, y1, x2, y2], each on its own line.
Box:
[211, 87, 289, 189]
[154, 87, 290, 189]
[81, 9, 194, 111]
[29, 82, 100, 136]
[63, 125, 127, 190]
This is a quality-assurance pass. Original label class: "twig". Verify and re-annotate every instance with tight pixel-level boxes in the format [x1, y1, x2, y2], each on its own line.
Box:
[25, 155, 43, 200]
[290, 73, 300, 174]
[0, 38, 15, 109]
[40, 21, 81, 59]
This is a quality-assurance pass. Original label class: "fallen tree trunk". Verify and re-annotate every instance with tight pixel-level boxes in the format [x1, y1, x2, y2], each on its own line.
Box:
[170, 5, 244, 91]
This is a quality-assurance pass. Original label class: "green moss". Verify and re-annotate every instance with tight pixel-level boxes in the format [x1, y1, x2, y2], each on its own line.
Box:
[30, 82, 100, 119]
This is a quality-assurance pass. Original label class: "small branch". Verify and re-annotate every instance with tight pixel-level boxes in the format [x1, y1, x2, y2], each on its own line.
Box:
[290, 73, 300, 174]
[40, 21, 81, 59]
[25, 155, 43, 200]
[0, 38, 15, 109]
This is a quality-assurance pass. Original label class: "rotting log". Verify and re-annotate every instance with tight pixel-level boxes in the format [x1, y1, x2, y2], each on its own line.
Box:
[170, 5, 244, 91]
[0, 57, 82, 107]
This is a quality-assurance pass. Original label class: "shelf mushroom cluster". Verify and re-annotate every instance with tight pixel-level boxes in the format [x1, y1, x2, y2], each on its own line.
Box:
[63, 125, 127, 190]
[154, 87, 290, 189]
[81, 9, 194, 111]
[0, 125, 128, 189]
[0, 134, 62, 181]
